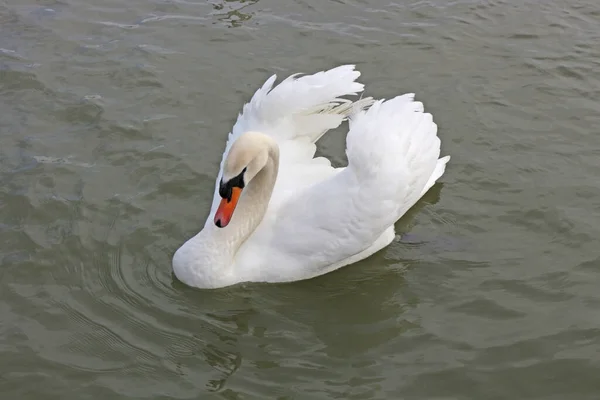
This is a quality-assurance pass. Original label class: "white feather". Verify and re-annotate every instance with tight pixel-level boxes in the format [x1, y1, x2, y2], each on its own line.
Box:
[250, 94, 451, 282]
[174, 65, 450, 288]
[206, 65, 373, 224]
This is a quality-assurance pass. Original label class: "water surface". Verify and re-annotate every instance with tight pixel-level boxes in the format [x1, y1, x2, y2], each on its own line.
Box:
[1, 0, 600, 398]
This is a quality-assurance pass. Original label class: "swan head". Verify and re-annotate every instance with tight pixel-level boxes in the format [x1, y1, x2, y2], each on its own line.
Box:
[214, 131, 273, 228]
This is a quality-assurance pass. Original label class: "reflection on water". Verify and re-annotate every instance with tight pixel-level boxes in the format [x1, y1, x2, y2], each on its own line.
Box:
[212, 0, 259, 28]
[167, 193, 437, 396]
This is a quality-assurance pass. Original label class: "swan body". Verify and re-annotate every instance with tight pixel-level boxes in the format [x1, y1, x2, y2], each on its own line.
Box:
[173, 65, 450, 289]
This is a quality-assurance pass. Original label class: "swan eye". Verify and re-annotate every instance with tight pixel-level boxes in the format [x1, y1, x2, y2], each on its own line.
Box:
[219, 168, 247, 201]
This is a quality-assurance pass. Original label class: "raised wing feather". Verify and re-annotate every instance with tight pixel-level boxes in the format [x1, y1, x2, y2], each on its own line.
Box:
[206, 65, 373, 223]
[264, 94, 450, 278]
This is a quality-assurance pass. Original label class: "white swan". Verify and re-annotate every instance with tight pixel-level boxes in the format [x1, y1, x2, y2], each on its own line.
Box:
[172, 65, 450, 289]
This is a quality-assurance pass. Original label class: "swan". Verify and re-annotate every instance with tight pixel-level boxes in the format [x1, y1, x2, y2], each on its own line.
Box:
[172, 65, 450, 289]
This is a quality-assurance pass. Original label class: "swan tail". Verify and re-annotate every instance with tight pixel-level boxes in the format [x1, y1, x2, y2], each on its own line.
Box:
[346, 93, 450, 219]
[420, 155, 451, 197]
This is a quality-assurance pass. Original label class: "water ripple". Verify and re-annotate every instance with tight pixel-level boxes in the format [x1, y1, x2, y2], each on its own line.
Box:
[2, 0, 600, 398]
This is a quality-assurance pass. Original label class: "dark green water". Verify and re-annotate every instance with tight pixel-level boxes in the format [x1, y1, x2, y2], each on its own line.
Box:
[1, 0, 600, 398]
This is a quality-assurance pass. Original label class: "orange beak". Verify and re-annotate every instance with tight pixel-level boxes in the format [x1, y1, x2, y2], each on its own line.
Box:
[214, 187, 242, 228]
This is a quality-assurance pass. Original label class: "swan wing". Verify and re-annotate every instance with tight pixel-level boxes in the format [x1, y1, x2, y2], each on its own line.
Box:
[206, 65, 373, 224]
[257, 94, 450, 281]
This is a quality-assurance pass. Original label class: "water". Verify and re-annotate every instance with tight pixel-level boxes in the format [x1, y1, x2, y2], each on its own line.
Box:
[1, 0, 600, 398]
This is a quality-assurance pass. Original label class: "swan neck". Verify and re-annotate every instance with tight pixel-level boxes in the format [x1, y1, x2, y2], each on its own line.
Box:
[229, 147, 279, 251]
[172, 139, 279, 288]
